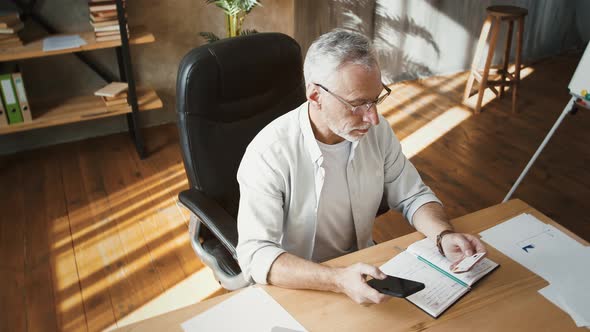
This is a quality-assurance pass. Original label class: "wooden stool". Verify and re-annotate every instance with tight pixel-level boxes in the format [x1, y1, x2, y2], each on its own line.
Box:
[464, 5, 528, 114]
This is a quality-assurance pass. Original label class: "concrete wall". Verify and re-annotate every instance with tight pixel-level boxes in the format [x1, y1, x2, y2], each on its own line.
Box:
[295, 0, 586, 83]
[0, 0, 294, 155]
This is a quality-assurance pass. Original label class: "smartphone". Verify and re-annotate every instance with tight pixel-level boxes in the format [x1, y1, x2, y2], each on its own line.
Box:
[450, 252, 487, 273]
[367, 275, 425, 298]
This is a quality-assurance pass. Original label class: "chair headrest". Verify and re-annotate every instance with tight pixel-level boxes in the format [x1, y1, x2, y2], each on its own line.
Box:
[176, 33, 303, 122]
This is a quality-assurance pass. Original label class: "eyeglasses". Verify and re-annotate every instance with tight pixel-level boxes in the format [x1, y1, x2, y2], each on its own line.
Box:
[314, 83, 391, 115]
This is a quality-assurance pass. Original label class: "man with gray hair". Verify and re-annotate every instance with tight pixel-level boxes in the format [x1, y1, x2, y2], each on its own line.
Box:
[236, 29, 486, 304]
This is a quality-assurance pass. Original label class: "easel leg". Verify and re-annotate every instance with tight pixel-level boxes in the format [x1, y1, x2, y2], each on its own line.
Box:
[503, 97, 576, 202]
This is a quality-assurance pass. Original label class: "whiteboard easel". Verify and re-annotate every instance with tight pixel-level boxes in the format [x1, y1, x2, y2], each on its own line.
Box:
[503, 43, 590, 202]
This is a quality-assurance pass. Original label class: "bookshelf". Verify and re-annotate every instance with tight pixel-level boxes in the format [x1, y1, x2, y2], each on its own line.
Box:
[0, 87, 161, 135]
[0, 0, 160, 158]
[0, 26, 155, 62]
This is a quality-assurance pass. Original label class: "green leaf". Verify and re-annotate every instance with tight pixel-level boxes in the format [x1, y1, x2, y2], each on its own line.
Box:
[199, 31, 221, 43]
[203, 0, 261, 15]
[240, 29, 258, 35]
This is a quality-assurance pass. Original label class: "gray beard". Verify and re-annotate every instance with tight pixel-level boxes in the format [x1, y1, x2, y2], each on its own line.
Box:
[323, 113, 370, 142]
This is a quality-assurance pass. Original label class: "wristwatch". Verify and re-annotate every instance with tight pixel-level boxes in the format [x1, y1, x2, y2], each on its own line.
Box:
[436, 230, 455, 257]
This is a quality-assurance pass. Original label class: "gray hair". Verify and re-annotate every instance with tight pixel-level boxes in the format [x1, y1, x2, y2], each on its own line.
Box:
[303, 29, 378, 86]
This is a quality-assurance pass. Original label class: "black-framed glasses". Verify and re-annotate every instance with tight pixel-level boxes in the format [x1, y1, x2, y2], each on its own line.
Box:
[314, 83, 391, 115]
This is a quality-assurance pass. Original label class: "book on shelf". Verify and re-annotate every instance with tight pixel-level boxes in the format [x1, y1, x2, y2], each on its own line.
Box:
[88, 0, 127, 42]
[0, 13, 20, 28]
[379, 238, 499, 318]
[0, 22, 24, 34]
[89, 13, 125, 23]
[95, 30, 127, 38]
[96, 34, 127, 42]
[0, 73, 23, 124]
[90, 19, 118, 28]
[0, 91, 8, 127]
[0, 12, 24, 47]
[95, 82, 128, 107]
[89, 4, 117, 12]
[105, 92, 127, 100]
[94, 25, 122, 32]
[0, 39, 23, 48]
[102, 96, 128, 107]
[12, 73, 32, 123]
[0, 72, 32, 125]
[94, 82, 128, 97]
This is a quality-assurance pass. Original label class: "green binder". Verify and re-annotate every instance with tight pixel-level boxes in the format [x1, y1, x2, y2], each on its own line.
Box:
[0, 73, 23, 124]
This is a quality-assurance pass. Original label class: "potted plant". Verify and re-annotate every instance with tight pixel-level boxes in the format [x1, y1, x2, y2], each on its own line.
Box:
[200, 0, 261, 43]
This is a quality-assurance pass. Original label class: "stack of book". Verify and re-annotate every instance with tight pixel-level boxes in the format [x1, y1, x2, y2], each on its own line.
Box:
[0, 72, 32, 127]
[0, 12, 24, 48]
[94, 82, 129, 107]
[88, 0, 128, 42]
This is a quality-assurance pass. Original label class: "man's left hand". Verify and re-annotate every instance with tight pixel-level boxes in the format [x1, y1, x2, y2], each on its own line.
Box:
[441, 233, 486, 263]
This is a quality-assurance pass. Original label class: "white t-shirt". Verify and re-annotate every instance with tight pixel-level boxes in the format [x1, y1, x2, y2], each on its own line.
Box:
[236, 102, 441, 284]
[312, 139, 358, 262]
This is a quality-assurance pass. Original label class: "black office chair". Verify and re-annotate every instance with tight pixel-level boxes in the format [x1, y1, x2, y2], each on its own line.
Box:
[175, 33, 306, 290]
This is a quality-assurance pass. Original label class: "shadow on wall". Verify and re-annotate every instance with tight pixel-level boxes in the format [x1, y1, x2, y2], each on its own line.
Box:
[336, 0, 439, 83]
[296, 0, 583, 85]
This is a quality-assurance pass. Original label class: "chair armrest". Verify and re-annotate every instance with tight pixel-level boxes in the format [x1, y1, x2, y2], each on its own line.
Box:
[178, 189, 239, 256]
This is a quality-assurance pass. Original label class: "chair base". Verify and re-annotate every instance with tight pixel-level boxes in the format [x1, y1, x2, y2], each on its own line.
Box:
[189, 214, 252, 291]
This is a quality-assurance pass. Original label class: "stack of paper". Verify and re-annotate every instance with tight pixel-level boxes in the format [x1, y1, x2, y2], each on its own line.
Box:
[480, 213, 590, 327]
[94, 82, 128, 107]
[43, 35, 87, 52]
[181, 287, 308, 332]
[89, 0, 129, 42]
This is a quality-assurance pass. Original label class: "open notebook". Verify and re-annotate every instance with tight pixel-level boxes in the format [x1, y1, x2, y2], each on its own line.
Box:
[379, 238, 499, 318]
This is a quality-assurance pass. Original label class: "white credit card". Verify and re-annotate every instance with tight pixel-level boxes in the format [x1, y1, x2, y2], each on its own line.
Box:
[451, 252, 486, 273]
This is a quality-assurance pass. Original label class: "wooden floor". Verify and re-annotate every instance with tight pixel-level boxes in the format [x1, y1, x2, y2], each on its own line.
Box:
[1, 53, 588, 331]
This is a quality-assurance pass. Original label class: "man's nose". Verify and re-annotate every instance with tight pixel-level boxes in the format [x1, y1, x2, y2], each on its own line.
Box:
[362, 105, 380, 126]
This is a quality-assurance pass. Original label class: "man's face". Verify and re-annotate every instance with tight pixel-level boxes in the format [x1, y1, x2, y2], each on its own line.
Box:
[318, 63, 384, 142]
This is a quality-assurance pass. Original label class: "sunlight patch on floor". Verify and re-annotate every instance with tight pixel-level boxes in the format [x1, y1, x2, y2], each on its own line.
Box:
[401, 106, 472, 158]
[105, 267, 222, 331]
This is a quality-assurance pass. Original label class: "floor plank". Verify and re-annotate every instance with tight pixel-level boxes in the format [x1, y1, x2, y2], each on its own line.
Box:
[21, 150, 60, 332]
[92, 134, 166, 325]
[74, 139, 153, 327]
[0, 154, 27, 332]
[60, 142, 118, 332]
[46, 147, 89, 332]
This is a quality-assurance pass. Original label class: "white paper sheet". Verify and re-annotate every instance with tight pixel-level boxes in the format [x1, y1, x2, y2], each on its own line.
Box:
[479, 213, 548, 243]
[180, 287, 308, 332]
[480, 214, 586, 284]
[42, 35, 87, 52]
[540, 282, 590, 328]
[480, 214, 590, 327]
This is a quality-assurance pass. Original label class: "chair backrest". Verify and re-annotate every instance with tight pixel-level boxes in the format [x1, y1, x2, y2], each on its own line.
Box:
[176, 33, 306, 218]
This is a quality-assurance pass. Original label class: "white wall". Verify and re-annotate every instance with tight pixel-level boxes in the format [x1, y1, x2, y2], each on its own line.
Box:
[295, 0, 584, 83]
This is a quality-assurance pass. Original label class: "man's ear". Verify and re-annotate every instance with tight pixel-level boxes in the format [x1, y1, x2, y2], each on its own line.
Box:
[306, 83, 321, 107]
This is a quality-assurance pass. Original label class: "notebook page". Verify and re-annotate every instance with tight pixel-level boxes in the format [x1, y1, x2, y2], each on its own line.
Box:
[380, 251, 469, 317]
[407, 238, 498, 286]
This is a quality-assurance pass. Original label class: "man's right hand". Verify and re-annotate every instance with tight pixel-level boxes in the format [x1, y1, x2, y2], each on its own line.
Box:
[333, 263, 392, 305]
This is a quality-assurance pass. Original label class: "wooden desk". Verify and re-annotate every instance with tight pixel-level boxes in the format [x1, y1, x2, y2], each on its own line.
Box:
[115, 199, 588, 331]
